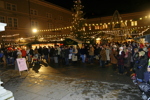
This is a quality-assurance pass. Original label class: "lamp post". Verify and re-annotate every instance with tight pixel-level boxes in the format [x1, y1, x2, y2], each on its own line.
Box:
[32, 28, 38, 43]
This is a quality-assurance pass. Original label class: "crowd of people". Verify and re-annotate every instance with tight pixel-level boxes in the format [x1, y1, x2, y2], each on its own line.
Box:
[1, 41, 150, 99]
[0, 42, 150, 81]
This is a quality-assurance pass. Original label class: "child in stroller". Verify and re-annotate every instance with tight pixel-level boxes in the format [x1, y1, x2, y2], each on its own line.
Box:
[32, 50, 40, 66]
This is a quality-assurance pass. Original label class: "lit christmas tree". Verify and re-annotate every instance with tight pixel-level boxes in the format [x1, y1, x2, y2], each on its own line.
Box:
[71, 0, 85, 40]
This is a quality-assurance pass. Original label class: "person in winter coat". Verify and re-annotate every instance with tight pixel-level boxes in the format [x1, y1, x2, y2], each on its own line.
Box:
[117, 47, 125, 75]
[0, 50, 4, 64]
[88, 44, 94, 64]
[80, 45, 86, 63]
[124, 48, 132, 75]
[42, 46, 49, 62]
[49, 46, 55, 63]
[133, 48, 139, 71]
[100, 46, 107, 68]
[135, 51, 148, 83]
[105, 45, 111, 65]
[110, 47, 118, 70]
[21, 48, 26, 58]
[64, 46, 70, 65]
[148, 48, 150, 58]
[72, 46, 78, 63]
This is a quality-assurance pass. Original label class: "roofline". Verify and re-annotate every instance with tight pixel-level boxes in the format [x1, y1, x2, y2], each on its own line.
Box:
[87, 10, 150, 21]
[30, 0, 72, 14]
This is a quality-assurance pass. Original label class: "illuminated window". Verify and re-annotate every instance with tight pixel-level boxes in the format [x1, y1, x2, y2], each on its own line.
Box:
[103, 23, 108, 29]
[0, 16, 5, 23]
[95, 25, 99, 30]
[6, 3, 17, 11]
[99, 25, 103, 29]
[131, 21, 137, 26]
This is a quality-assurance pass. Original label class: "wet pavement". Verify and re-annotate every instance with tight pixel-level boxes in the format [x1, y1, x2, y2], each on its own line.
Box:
[0, 61, 142, 100]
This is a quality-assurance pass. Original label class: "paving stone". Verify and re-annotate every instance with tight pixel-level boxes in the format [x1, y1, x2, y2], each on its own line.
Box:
[1, 64, 142, 100]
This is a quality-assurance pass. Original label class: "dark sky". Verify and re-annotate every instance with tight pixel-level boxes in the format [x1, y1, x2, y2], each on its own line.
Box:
[44, 0, 150, 18]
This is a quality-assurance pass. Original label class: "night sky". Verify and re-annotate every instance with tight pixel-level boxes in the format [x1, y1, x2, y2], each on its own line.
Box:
[44, 0, 150, 18]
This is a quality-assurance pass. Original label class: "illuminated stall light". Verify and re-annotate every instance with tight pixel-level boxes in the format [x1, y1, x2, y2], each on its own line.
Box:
[145, 16, 148, 18]
[89, 26, 91, 30]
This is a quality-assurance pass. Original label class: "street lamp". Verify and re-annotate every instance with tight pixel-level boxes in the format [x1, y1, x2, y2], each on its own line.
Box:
[32, 28, 37, 33]
[32, 28, 38, 43]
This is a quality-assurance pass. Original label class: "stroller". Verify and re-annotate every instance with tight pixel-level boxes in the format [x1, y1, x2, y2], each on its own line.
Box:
[131, 72, 150, 100]
[32, 54, 40, 66]
[138, 83, 150, 100]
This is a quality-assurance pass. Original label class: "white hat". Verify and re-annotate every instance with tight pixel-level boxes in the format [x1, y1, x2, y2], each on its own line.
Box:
[139, 51, 145, 56]
[119, 47, 123, 50]
[113, 45, 117, 48]
[143, 47, 148, 52]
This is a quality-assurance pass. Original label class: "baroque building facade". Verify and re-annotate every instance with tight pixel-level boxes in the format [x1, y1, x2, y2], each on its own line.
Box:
[84, 10, 150, 43]
[0, 0, 150, 46]
[0, 0, 72, 45]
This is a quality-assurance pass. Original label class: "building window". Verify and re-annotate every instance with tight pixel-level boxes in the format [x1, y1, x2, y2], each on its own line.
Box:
[59, 16, 63, 20]
[12, 4, 17, 11]
[95, 25, 99, 30]
[6, 3, 17, 11]
[48, 23, 54, 29]
[31, 20, 38, 27]
[7, 17, 18, 27]
[7, 17, 12, 27]
[30, 9, 38, 15]
[131, 21, 137, 26]
[0, 16, 5, 23]
[47, 13, 52, 18]
[103, 23, 108, 29]
[13, 18, 18, 27]
[99, 25, 103, 30]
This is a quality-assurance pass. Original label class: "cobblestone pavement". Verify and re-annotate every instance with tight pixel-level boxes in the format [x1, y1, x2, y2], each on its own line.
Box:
[0, 62, 142, 100]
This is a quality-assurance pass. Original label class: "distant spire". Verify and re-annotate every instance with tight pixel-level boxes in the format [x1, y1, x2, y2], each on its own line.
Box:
[111, 10, 122, 23]
[110, 10, 127, 30]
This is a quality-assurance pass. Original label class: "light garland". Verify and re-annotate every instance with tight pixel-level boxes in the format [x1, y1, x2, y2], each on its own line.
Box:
[37, 14, 150, 32]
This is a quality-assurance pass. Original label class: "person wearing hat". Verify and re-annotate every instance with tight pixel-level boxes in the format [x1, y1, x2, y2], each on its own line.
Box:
[124, 48, 132, 75]
[117, 47, 125, 75]
[135, 50, 148, 83]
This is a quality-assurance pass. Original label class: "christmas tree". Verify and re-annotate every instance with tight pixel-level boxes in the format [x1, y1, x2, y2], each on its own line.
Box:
[71, 0, 85, 40]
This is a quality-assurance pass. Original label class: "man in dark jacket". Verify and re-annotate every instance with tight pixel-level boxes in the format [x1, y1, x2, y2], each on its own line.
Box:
[42, 46, 49, 62]
[64, 46, 70, 65]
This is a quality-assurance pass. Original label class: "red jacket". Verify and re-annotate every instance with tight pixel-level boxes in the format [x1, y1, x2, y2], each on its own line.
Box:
[21, 50, 26, 57]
